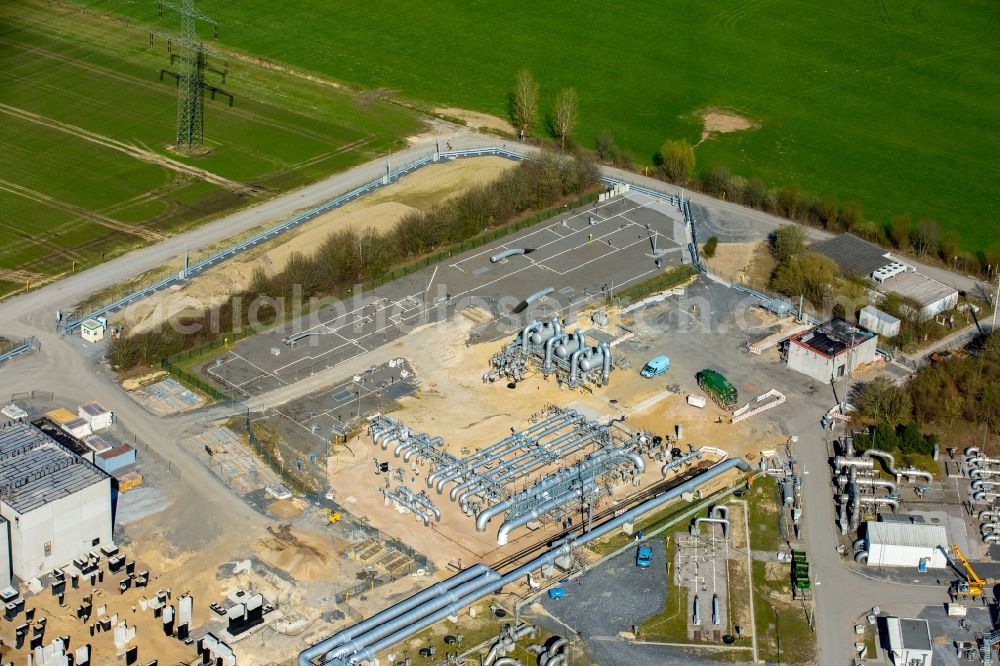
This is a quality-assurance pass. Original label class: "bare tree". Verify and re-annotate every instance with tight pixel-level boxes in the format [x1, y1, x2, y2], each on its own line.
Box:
[511, 69, 539, 140]
[551, 88, 578, 149]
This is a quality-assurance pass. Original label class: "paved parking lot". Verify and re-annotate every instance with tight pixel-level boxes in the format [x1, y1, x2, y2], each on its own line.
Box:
[541, 537, 667, 638]
[619, 277, 834, 433]
[199, 192, 687, 398]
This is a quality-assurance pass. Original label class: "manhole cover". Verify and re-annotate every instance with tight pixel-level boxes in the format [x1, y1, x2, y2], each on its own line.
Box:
[931, 517, 941, 523]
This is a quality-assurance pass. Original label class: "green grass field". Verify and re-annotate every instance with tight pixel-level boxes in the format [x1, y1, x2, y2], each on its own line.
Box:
[0, 0, 419, 296]
[82, 0, 1000, 250]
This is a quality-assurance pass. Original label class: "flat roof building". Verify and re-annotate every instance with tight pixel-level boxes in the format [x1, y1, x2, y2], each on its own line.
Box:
[812, 233, 896, 277]
[885, 616, 933, 666]
[864, 520, 948, 569]
[878, 271, 959, 320]
[783, 319, 878, 382]
[0, 421, 112, 582]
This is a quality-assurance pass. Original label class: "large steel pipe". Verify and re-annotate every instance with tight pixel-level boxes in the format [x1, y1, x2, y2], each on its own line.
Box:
[295, 564, 494, 666]
[312, 457, 751, 666]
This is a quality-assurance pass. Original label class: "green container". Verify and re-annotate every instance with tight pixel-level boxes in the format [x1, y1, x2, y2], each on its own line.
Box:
[696, 369, 738, 408]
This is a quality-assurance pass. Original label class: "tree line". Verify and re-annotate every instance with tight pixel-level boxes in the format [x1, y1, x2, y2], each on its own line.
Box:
[109, 154, 597, 372]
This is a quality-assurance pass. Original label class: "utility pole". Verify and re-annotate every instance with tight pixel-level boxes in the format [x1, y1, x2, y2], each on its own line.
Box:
[153, 0, 232, 154]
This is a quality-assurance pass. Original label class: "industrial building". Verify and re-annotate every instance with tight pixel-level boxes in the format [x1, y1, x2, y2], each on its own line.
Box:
[811, 234, 958, 320]
[863, 520, 948, 569]
[884, 616, 933, 666]
[782, 319, 878, 382]
[859, 305, 901, 338]
[0, 420, 113, 584]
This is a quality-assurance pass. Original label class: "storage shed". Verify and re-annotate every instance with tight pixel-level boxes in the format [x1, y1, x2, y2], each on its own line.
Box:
[863, 521, 947, 569]
[885, 617, 933, 666]
[859, 306, 901, 338]
[1, 404, 27, 421]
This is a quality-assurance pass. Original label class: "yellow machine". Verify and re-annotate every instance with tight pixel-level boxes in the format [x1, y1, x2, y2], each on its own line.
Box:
[951, 544, 990, 597]
[325, 509, 342, 525]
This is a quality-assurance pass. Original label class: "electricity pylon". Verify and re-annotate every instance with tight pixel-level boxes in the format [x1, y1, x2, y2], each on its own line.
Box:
[152, 0, 231, 154]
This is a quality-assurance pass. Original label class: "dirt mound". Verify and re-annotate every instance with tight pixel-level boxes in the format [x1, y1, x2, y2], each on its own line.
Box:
[698, 108, 756, 142]
[256, 524, 334, 582]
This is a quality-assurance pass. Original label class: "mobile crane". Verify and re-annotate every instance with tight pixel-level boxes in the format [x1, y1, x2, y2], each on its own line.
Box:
[950, 543, 991, 599]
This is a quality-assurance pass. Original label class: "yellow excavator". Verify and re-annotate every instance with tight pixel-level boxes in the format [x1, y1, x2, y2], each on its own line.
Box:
[325, 508, 342, 525]
[951, 544, 991, 598]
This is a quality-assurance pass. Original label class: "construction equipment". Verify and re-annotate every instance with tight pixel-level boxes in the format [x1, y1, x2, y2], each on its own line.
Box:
[696, 369, 739, 410]
[950, 543, 991, 598]
[325, 509, 342, 525]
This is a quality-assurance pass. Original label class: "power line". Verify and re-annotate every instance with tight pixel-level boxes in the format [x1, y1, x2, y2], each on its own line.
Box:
[151, 0, 232, 154]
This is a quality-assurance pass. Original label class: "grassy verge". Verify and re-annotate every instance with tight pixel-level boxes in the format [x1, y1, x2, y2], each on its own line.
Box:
[747, 475, 782, 552]
[586, 496, 693, 557]
[617, 265, 698, 305]
[901, 452, 938, 478]
[751, 560, 815, 664]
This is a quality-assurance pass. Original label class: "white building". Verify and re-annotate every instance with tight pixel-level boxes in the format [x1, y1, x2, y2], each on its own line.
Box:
[859, 305, 901, 338]
[783, 319, 878, 382]
[885, 616, 933, 666]
[0, 421, 112, 583]
[79, 319, 105, 343]
[864, 520, 948, 569]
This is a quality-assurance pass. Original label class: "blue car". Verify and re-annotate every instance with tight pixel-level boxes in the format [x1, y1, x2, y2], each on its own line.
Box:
[636, 546, 653, 568]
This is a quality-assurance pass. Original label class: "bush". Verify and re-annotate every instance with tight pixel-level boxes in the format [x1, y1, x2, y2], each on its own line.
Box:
[656, 138, 695, 183]
[701, 166, 732, 197]
[856, 376, 912, 424]
[770, 252, 839, 307]
[703, 236, 719, 258]
[770, 224, 806, 263]
[743, 177, 768, 209]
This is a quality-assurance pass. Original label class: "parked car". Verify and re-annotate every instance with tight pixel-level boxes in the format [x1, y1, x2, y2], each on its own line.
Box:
[636, 545, 653, 568]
